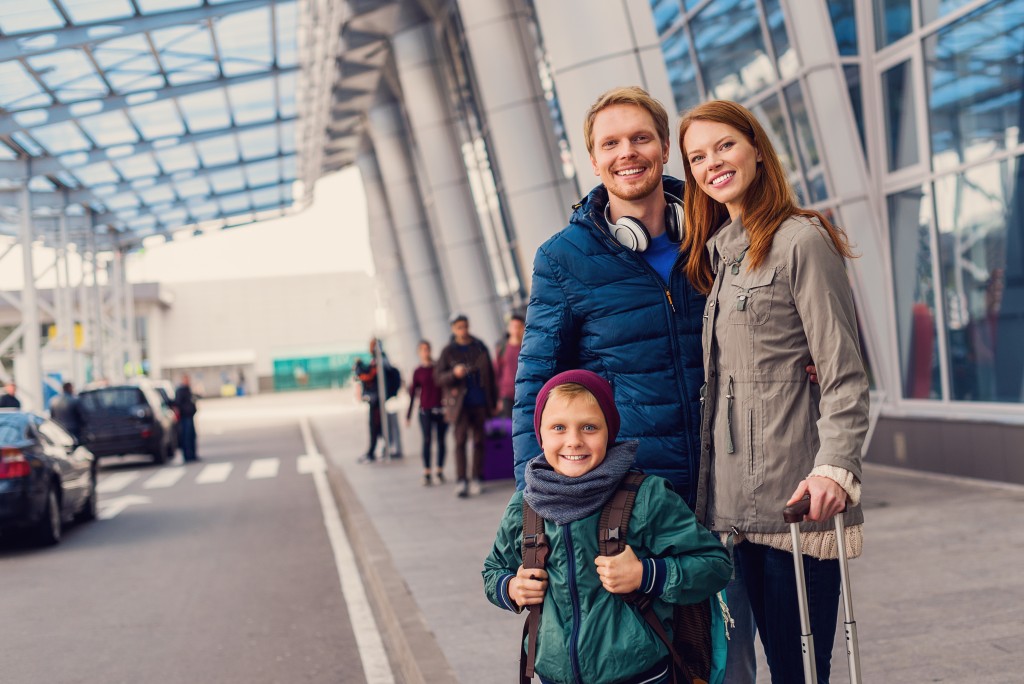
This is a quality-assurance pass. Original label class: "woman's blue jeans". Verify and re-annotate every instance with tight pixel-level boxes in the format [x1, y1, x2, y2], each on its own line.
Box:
[735, 541, 841, 684]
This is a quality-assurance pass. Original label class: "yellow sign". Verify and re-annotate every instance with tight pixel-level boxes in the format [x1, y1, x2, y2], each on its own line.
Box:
[46, 323, 85, 349]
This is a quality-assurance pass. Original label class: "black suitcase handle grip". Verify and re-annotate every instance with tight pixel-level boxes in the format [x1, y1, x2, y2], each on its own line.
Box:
[783, 494, 812, 523]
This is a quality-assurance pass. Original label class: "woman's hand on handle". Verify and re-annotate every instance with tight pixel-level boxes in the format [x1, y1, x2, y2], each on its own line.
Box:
[787, 476, 847, 522]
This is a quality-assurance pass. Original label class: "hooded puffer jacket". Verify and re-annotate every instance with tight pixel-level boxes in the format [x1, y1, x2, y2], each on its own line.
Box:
[513, 178, 706, 508]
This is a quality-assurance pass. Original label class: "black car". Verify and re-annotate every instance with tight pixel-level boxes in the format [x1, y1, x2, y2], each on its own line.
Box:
[0, 410, 97, 545]
[79, 383, 177, 464]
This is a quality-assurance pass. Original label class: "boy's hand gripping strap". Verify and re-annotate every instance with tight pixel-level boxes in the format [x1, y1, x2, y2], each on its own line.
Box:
[520, 501, 548, 683]
[599, 472, 690, 682]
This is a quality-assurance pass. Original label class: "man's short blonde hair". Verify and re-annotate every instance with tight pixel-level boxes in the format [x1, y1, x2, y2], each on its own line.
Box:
[583, 86, 670, 155]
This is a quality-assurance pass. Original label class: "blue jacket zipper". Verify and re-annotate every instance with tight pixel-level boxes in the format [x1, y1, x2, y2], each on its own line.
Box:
[563, 525, 583, 684]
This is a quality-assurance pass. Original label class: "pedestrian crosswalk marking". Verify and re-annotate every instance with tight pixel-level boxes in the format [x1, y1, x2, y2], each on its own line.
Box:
[297, 454, 326, 474]
[196, 462, 233, 484]
[247, 458, 279, 479]
[143, 467, 186, 489]
[97, 472, 140, 494]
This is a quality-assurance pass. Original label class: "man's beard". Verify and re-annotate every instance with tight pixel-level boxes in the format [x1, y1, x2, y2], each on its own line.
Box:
[606, 168, 661, 203]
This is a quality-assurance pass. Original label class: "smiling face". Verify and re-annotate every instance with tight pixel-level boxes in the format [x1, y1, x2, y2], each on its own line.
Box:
[539, 390, 608, 478]
[682, 119, 762, 220]
[589, 104, 669, 205]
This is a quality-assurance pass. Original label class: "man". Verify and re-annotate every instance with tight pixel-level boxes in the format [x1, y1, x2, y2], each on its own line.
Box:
[0, 381, 20, 409]
[49, 382, 85, 441]
[173, 375, 199, 462]
[493, 313, 525, 418]
[436, 314, 496, 498]
[354, 339, 402, 463]
[512, 86, 756, 682]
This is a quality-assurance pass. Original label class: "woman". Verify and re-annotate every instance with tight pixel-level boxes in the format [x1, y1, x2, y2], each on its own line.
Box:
[407, 340, 448, 486]
[679, 100, 869, 683]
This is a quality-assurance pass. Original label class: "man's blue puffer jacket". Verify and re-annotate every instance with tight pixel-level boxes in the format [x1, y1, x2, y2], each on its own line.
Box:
[513, 177, 707, 509]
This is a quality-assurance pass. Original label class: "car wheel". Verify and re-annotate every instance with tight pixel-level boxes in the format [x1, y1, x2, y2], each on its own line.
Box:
[35, 486, 62, 546]
[76, 468, 98, 523]
[152, 441, 168, 465]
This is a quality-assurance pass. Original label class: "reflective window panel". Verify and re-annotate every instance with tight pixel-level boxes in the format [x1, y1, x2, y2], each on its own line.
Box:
[890, 186, 942, 399]
[763, 0, 798, 79]
[828, 0, 859, 55]
[783, 82, 829, 203]
[662, 28, 701, 114]
[920, 0, 976, 25]
[882, 60, 920, 171]
[843, 65, 867, 157]
[924, 0, 1024, 173]
[876, 0, 913, 48]
[650, 0, 684, 36]
[691, 0, 776, 102]
[933, 155, 1024, 402]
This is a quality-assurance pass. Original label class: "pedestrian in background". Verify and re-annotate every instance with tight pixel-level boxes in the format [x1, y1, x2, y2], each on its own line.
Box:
[354, 340, 383, 463]
[49, 382, 85, 441]
[0, 381, 20, 409]
[493, 314, 524, 418]
[680, 99, 869, 683]
[173, 375, 200, 463]
[436, 314, 496, 498]
[407, 340, 447, 486]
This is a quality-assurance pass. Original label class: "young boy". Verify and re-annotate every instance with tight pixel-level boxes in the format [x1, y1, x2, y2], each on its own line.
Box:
[483, 370, 731, 684]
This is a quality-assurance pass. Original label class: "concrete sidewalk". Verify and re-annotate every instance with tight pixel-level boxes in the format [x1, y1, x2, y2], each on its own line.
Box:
[311, 402, 1024, 683]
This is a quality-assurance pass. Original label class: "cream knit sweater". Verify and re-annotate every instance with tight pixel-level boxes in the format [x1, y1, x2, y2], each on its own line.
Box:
[732, 465, 862, 560]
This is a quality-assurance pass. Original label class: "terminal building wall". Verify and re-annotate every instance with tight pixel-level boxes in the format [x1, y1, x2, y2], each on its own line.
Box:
[363, 0, 1024, 484]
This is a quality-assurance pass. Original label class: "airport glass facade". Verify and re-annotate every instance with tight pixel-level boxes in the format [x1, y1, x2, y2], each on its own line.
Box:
[648, 0, 1023, 407]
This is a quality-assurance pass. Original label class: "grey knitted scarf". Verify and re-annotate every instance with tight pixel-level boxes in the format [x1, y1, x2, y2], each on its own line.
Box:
[522, 441, 639, 526]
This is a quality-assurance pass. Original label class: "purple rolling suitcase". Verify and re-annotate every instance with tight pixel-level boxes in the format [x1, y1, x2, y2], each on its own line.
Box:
[481, 417, 514, 481]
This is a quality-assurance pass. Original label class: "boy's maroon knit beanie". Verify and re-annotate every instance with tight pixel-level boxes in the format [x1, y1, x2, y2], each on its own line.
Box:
[534, 369, 619, 447]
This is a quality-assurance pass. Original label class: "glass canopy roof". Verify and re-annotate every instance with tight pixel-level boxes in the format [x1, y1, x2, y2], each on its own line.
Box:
[0, 0, 315, 244]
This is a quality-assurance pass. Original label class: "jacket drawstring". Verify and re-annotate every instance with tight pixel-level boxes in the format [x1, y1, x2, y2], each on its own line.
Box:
[725, 375, 735, 454]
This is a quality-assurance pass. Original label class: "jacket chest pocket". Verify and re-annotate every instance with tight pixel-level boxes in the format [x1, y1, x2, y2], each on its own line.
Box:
[728, 267, 777, 326]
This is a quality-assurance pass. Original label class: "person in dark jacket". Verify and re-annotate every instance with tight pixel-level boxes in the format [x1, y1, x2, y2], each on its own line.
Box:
[173, 375, 199, 462]
[514, 86, 705, 501]
[49, 382, 85, 440]
[0, 381, 20, 409]
[407, 340, 447, 486]
[436, 314, 496, 498]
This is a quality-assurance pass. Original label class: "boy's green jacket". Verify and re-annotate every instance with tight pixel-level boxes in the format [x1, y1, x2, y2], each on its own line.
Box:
[483, 476, 731, 684]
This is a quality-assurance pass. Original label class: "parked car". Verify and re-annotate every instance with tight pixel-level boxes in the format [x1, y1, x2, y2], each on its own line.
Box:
[79, 382, 177, 464]
[0, 410, 97, 545]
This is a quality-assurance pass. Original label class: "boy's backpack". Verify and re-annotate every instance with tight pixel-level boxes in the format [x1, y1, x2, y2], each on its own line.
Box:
[520, 471, 720, 684]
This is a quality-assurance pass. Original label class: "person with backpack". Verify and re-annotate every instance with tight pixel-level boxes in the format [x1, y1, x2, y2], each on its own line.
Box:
[483, 370, 731, 684]
[436, 314, 496, 498]
[173, 375, 199, 462]
[354, 339, 403, 463]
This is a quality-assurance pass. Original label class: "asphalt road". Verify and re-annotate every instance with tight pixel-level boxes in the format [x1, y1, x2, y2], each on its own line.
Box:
[0, 410, 377, 684]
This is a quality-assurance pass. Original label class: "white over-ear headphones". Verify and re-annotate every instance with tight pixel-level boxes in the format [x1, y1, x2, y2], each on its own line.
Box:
[604, 192, 685, 252]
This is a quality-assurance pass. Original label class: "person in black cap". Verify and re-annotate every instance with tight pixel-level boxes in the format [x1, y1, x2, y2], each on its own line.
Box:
[435, 314, 496, 497]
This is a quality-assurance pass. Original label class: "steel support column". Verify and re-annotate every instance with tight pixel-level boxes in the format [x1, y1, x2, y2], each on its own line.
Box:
[392, 20, 503, 347]
[356, 147, 421, 371]
[366, 98, 451, 347]
[456, 0, 580, 272]
[19, 180, 42, 411]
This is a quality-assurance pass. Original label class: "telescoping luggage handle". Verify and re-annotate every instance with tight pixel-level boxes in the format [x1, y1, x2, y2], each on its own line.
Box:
[782, 495, 862, 684]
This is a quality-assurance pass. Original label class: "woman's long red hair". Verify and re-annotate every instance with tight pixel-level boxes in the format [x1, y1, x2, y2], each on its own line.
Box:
[677, 100, 854, 294]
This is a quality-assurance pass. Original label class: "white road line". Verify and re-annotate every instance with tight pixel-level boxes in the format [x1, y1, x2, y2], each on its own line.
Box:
[195, 462, 233, 484]
[297, 454, 326, 474]
[299, 416, 394, 684]
[246, 458, 279, 479]
[96, 472, 140, 494]
[143, 467, 186, 489]
[97, 495, 150, 520]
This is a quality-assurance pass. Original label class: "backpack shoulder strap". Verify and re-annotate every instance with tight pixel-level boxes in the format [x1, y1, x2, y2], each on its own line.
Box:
[520, 500, 549, 683]
[598, 471, 647, 557]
